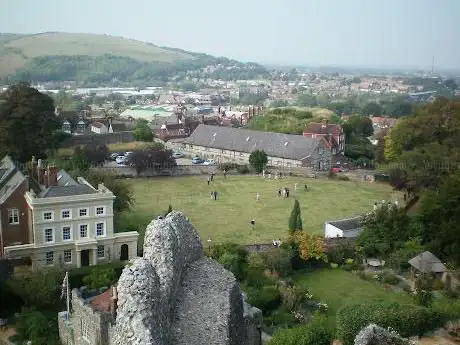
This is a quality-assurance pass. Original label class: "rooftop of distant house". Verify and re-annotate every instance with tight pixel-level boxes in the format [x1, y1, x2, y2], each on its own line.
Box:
[304, 121, 343, 136]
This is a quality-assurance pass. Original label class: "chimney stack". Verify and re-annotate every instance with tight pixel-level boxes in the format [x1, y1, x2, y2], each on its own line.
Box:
[37, 159, 44, 184]
[44, 170, 49, 188]
[47, 165, 58, 187]
[31, 156, 37, 179]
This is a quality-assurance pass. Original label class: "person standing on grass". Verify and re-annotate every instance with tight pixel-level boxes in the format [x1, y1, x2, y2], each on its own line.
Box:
[256, 193, 260, 201]
[214, 191, 218, 200]
[207, 176, 210, 185]
[210, 173, 214, 182]
[294, 183, 298, 191]
[278, 188, 281, 197]
[223, 170, 227, 179]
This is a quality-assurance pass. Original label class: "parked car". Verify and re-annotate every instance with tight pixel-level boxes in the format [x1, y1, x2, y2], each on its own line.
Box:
[192, 156, 204, 164]
[116, 155, 127, 164]
[109, 152, 119, 160]
[125, 151, 134, 157]
[203, 159, 215, 165]
[172, 152, 184, 159]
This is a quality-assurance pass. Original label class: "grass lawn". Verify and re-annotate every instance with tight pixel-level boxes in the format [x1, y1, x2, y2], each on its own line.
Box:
[120, 175, 402, 245]
[295, 269, 413, 326]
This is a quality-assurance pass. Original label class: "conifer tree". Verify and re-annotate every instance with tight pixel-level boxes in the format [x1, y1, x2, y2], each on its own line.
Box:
[288, 199, 303, 233]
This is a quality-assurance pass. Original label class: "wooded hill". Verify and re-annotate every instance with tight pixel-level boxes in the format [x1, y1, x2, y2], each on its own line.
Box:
[0, 32, 269, 86]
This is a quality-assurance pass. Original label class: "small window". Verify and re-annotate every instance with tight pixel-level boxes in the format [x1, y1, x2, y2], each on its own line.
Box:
[318, 147, 325, 155]
[43, 211, 53, 221]
[63, 250, 72, 264]
[45, 252, 54, 265]
[97, 245, 105, 258]
[96, 207, 105, 216]
[61, 210, 71, 219]
[62, 226, 71, 241]
[44, 228, 54, 243]
[79, 224, 88, 238]
[96, 222, 105, 237]
[8, 208, 19, 224]
[284, 142, 289, 147]
[79, 208, 88, 217]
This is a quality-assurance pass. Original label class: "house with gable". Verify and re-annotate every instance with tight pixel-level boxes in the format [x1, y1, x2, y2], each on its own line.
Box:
[1, 156, 138, 269]
[303, 120, 345, 155]
[181, 124, 332, 171]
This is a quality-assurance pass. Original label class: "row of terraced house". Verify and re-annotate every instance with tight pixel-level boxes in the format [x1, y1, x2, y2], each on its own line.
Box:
[0, 155, 138, 269]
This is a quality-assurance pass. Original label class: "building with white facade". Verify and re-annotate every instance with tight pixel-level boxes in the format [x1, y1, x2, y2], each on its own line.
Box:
[3, 159, 138, 268]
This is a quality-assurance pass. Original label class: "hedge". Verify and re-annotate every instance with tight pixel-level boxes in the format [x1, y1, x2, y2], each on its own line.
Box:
[68, 261, 127, 288]
[336, 303, 445, 345]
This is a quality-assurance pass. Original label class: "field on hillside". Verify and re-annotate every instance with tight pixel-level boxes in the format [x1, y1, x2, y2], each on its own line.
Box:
[0, 32, 195, 76]
[247, 107, 335, 134]
[121, 175, 401, 245]
[295, 269, 413, 326]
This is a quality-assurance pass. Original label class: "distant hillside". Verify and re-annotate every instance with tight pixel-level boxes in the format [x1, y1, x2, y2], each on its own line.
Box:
[0, 32, 269, 86]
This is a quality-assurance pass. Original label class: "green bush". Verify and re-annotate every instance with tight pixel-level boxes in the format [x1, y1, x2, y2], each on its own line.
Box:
[217, 162, 239, 171]
[13, 309, 60, 345]
[280, 285, 305, 311]
[246, 285, 282, 312]
[336, 303, 444, 345]
[237, 164, 250, 174]
[356, 271, 372, 281]
[68, 261, 126, 288]
[209, 242, 248, 281]
[82, 267, 117, 290]
[378, 270, 401, 285]
[264, 307, 298, 328]
[248, 248, 292, 277]
[268, 315, 333, 345]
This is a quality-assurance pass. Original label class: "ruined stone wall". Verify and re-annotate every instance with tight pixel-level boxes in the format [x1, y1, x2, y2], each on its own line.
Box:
[70, 289, 113, 345]
[111, 211, 262, 345]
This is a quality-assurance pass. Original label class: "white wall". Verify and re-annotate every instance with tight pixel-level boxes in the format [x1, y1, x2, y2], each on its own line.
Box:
[324, 223, 343, 238]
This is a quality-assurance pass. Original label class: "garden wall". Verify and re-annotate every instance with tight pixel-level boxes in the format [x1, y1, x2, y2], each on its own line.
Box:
[96, 164, 219, 177]
[60, 132, 134, 148]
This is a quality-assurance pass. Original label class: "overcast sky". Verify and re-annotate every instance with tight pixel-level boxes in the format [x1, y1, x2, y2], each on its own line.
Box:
[0, 0, 458, 69]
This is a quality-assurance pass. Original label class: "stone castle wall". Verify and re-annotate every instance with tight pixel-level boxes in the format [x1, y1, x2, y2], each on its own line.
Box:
[111, 211, 262, 345]
[60, 131, 134, 148]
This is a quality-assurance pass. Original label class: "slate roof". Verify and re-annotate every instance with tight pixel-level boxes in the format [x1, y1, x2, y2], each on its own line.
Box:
[39, 184, 96, 198]
[408, 251, 447, 273]
[0, 156, 26, 204]
[326, 216, 363, 238]
[184, 124, 322, 161]
[57, 169, 78, 187]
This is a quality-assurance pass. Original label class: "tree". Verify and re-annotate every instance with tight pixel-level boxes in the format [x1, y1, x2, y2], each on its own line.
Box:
[419, 172, 460, 265]
[374, 128, 388, 163]
[288, 199, 303, 233]
[128, 148, 176, 175]
[362, 102, 382, 116]
[13, 309, 60, 345]
[249, 150, 268, 173]
[0, 83, 63, 161]
[133, 119, 154, 142]
[413, 273, 434, 307]
[6, 268, 62, 309]
[82, 143, 109, 166]
[83, 170, 134, 213]
[357, 203, 414, 259]
[290, 231, 326, 262]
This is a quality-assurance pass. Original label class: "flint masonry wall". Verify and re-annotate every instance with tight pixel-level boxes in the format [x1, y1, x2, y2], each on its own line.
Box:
[110, 211, 262, 345]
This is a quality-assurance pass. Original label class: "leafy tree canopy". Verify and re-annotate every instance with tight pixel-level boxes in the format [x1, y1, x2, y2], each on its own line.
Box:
[133, 118, 154, 142]
[249, 150, 268, 173]
[0, 83, 63, 161]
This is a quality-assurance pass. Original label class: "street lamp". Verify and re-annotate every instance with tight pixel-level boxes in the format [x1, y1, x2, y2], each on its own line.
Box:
[207, 238, 212, 254]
